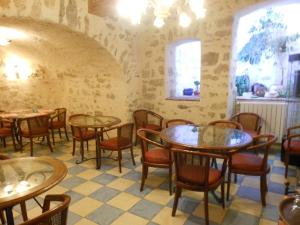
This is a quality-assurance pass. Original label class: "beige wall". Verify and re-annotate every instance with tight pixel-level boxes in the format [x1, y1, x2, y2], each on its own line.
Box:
[0, 0, 271, 124]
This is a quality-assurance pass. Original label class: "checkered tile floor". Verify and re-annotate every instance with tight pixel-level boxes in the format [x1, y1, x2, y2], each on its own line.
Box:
[1, 135, 297, 225]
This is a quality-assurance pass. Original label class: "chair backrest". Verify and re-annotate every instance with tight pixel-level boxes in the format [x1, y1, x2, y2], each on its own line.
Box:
[247, 134, 277, 171]
[137, 128, 166, 163]
[172, 148, 228, 186]
[166, 119, 194, 128]
[20, 194, 70, 225]
[19, 115, 50, 136]
[55, 108, 67, 122]
[117, 123, 134, 144]
[208, 120, 243, 130]
[231, 112, 262, 132]
[133, 109, 163, 129]
[69, 114, 90, 138]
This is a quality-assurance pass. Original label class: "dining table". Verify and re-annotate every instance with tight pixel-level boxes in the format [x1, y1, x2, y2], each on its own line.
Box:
[160, 124, 253, 152]
[0, 156, 67, 225]
[68, 114, 121, 167]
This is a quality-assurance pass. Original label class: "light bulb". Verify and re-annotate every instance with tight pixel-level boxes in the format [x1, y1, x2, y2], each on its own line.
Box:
[179, 13, 191, 28]
[0, 38, 11, 46]
[189, 0, 206, 19]
[154, 17, 165, 28]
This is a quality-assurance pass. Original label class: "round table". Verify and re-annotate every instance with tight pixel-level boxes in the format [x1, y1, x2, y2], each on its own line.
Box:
[160, 124, 253, 151]
[0, 109, 55, 119]
[68, 115, 121, 128]
[0, 156, 67, 225]
[68, 115, 121, 166]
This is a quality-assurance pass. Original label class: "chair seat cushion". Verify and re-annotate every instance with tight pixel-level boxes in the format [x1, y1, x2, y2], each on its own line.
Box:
[74, 130, 95, 140]
[99, 137, 131, 150]
[145, 148, 170, 164]
[178, 165, 221, 185]
[231, 153, 263, 172]
[0, 128, 12, 137]
[283, 139, 300, 153]
[244, 129, 258, 138]
[50, 121, 65, 129]
[145, 124, 161, 131]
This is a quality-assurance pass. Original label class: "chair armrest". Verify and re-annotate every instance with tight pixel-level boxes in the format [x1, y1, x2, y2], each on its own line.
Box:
[287, 125, 300, 136]
[137, 128, 165, 148]
[287, 134, 300, 141]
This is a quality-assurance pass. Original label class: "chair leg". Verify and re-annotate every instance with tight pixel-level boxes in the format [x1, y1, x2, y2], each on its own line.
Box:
[140, 165, 148, 192]
[260, 175, 267, 206]
[172, 186, 181, 216]
[80, 141, 84, 161]
[86, 140, 89, 151]
[221, 182, 225, 209]
[3, 138, 6, 147]
[285, 152, 289, 178]
[11, 131, 17, 152]
[204, 191, 209, 225]
[30, 138, 33, 156]
[51, 128, 55, 145]
[58, 128, 62, 138]
[0, 210, 6, 224]
[96, 146, 101, 169]
[64, 126, 69, 141]
[130, 147, 136, 166]
[46, 135, 53, 152]
[118, 150, 122, 173]
[234, 173, 237, 183]
[20, 201, 28, 221]
[169, 165, 173, 195]
[20, 136, 23, 153]
[135, 134, 138, 146]
[226, 170, 231, 201]
[72, 139, 76, 156]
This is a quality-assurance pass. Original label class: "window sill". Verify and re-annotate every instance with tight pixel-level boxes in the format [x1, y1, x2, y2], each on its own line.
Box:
[166, 96, 200, 101]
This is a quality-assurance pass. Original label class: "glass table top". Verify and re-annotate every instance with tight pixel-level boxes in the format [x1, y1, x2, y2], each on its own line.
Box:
[0, 109, 55, 119]
[0, 157, 67, 207]
[69, 115, 121, 128]
[160, 125, 253, 150]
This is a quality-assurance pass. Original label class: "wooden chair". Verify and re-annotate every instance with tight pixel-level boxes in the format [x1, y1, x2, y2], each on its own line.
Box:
[227, 134, 277, 206]
[0, 118, 17, 151]
[49, 108, 69, 145]
[0, 154, 28, 224]
[137, 128, 173, 195]
[208, 120, 243, 130]
[69, 114, 96, 161]
[230, 112, 262, 138]
[171, 148, 228, 225]
[133, 109, 163, 145]
[165, 119, 194, 128]
[96, 123, 135, 172]
[283, 125, 300, 178]
[18, 115, 53, 156]
[19, 194, 71, 225]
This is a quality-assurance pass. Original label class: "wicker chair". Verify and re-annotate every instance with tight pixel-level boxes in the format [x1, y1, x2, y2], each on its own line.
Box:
[0, 118, 17, 151]
[165, 119, 194, 128]
[227, 134, 277, 206]
[133, 109, 163, 145]
[19, 194, 71, 225]
[208, 120, 243, 130]
[137, 128, 173, 195]
[18, 115, 53, 156]
[49, 108, 69, 145]
[283, 125, 300, 177]
[96, 123, 135, 172]
[230, 112, 262, 138]
[69, 114, 96, 161]
[0, 154, 28, 224]
[171, 148, 228, 225]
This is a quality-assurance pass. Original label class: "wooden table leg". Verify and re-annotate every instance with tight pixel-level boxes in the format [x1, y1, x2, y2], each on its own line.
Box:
[5, 206, 15, 225]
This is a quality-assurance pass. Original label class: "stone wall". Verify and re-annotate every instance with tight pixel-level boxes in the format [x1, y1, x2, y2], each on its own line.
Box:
[0, 0, 271, 124]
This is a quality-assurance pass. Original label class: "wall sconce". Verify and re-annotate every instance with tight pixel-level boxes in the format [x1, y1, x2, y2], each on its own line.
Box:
[4, 55, 32, 81]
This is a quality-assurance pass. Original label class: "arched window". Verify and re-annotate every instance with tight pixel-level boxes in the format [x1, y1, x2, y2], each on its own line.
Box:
[166, 39, 201, 100]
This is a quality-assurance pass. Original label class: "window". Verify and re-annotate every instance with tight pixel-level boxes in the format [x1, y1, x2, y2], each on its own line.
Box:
[234, 4, 300, 99]
[166, 39, 201, 100]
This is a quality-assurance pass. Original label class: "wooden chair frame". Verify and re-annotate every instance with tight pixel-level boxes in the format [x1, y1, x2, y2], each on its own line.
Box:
[49, 108, 69, 145]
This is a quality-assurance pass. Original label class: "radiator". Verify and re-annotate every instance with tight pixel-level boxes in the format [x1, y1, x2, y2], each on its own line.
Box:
[236, 100, 288, 142]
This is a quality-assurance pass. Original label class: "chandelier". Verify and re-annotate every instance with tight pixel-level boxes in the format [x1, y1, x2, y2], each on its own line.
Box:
[116, 0, 206, 28]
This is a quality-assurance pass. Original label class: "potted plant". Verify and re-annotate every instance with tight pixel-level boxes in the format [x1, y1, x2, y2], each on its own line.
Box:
[193, 80, 200, 96]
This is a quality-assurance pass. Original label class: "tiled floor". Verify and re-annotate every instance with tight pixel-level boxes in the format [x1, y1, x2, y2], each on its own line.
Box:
[1, 134, 297, 225]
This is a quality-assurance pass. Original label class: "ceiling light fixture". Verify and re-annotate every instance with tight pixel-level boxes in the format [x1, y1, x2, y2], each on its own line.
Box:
[0, 38, 11, 46]
[116, 0, 206, 28]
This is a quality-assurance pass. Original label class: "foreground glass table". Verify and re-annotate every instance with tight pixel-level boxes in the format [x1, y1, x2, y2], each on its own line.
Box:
[0, 157, 67, 225]
[160, 124, 253, 152]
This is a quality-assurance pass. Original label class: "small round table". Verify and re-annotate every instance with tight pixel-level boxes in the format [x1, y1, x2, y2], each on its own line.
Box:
[0, 109, 55, 119]
[68, 115, 121, 166]
[160, 124, 253, 152]
[0, 156, 67, 225]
